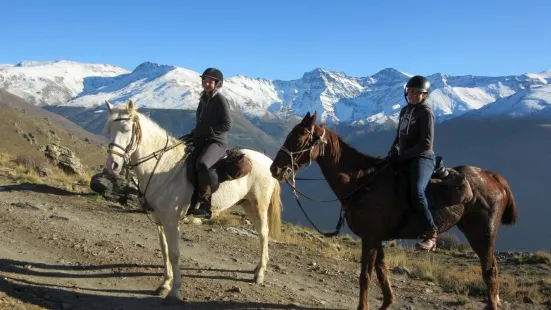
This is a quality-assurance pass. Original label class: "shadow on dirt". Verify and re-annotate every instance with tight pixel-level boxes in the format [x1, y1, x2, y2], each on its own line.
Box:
[0, 259, 345, 309]
[0, 182, 96, 197]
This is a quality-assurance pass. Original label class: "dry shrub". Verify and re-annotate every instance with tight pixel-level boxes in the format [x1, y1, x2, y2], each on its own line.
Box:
[207, 212, 242, 228]
[14, 154, 44, 172]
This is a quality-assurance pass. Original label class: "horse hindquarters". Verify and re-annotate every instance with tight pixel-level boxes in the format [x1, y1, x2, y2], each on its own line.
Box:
[455, 167, 517, 309]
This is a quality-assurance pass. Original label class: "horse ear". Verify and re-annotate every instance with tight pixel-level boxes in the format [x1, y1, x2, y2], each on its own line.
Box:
[300, 112, 312, 125]
[312, 111, 318, 124]
[105, 100, 113, 114]
[126, 99, 136, 114]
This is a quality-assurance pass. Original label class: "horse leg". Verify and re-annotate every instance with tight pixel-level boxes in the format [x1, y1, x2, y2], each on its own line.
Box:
[241, 199, 269, 284]
[458, 221, 500, 310]
[357, 238, 378, 310]
[154, 224, 172, 296]
[374, 243, 394, 310]
[160, 219, 184, 306]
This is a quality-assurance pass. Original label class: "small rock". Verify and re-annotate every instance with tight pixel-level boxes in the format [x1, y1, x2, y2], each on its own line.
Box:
[226, 286, 242, 293]
[523, 296, 534, 304]
[49, 214, 70, 221]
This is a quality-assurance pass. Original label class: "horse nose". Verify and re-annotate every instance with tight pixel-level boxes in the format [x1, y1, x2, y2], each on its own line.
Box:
[270, 164, 281, 179]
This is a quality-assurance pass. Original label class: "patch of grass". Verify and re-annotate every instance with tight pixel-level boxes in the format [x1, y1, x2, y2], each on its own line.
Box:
[436, 264, 485, 296]
[384, 247, 410, 269]
[533, 251, 551, 264]
[0, 151, 94, 193]
[207, 212, 242, 228]
[455, 295, 469, 306]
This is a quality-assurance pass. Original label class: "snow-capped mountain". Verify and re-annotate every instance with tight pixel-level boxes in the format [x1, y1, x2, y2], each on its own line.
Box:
[1, 60, 550, 126]
[0, 60, 129, 106]
[459, 84, 551, 119]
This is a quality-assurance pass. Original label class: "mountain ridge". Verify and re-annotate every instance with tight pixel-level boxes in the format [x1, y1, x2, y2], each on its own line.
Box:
[1, 60, 550, 127]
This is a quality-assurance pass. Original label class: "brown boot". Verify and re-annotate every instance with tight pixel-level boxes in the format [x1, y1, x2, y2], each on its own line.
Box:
[415, 230, 437, 251]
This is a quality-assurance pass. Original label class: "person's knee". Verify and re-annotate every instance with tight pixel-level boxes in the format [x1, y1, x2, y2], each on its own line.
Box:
[409, 185, 426, 201]
[196, 161, 208, 173]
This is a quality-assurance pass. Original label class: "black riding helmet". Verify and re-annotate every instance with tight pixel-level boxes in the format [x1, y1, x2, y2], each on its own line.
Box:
[201, 68, 224, 87]
[404, 75, 430, 103]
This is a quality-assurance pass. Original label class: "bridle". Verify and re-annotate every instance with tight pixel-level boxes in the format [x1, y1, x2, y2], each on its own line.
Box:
[276, 125, 327, 189]
[107, 115, 143, 169]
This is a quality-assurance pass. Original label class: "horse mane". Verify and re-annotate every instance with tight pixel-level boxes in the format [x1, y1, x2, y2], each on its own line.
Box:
[319, 124, 384, 177]
[105, 105, 187, 162]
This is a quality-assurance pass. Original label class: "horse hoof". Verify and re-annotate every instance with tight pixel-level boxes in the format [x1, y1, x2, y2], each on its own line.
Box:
[154, 286, 170, 296]
[163, 295, 184, 306]
[254, 273, 265, 284]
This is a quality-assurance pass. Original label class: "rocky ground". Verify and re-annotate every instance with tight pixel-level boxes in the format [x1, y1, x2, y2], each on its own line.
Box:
[0, 173, 549, 310]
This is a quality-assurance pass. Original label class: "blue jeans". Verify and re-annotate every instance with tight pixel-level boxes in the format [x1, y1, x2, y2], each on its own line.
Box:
[405, 156, 437, 232]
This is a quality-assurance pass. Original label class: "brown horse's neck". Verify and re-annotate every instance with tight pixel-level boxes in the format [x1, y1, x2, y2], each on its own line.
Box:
[316, 127, 381, 200]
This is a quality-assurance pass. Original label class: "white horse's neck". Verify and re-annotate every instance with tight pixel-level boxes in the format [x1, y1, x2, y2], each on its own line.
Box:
[129, 113, 188, 194]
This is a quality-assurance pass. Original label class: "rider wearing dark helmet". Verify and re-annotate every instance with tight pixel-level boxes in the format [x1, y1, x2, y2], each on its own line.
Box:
[187, 67, 232, 219]
[388, 75, 438, 251]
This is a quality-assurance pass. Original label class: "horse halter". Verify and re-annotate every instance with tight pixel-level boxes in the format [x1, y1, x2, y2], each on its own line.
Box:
[277, 125, 327, 186]
[106, 115, 142, 166]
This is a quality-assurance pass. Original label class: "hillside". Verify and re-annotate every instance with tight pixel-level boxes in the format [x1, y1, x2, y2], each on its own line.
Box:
[0, 90, 108, 169]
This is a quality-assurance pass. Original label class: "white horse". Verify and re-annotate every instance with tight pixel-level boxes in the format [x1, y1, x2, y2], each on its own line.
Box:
[104, 99, 282, 305]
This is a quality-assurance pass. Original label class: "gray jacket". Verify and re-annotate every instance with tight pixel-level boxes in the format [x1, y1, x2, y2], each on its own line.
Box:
[391, 102, 435, 160]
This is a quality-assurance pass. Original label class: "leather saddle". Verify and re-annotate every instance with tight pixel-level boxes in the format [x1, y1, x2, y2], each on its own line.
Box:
[395, 155, 473, 209]
[185, 147, 253, 191]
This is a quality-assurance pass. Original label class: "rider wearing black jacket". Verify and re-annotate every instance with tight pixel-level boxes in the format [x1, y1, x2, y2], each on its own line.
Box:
[187, 68, 232, 219]
[389, 75, 438, 251]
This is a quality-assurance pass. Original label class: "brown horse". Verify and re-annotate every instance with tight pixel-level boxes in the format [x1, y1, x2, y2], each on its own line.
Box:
[270, 111, 518, 310]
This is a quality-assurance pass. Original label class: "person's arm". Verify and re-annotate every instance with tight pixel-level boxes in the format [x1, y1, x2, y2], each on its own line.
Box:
[212, 96, 232, 134]
[389, 108, 404, 153]
[400, 108, 434, 160]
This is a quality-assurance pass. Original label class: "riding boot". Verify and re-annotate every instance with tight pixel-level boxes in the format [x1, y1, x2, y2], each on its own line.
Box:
[415, 230, 437, 251]
[189, 169, 213, 219]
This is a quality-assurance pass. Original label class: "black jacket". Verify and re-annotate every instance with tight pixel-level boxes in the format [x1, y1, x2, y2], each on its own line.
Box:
[391, 102, 435, 160]
[194, 91, 232, 145]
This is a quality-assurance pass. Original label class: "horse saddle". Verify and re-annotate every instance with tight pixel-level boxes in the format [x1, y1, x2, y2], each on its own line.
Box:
[185, 148, 253, 190]
[396, 155, 474, 209]
[393, 156, 474, 239]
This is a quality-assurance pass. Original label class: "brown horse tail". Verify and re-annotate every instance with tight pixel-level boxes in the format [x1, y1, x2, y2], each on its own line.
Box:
[268, 180, 282, 240]
[492, 173, 518, 225]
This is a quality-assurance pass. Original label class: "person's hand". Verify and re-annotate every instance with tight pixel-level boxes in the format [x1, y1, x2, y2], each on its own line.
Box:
[178, 130, 195, 143]
[388, 147, 402, 165]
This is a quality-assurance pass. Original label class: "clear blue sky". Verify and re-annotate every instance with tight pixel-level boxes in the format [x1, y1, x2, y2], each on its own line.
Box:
[2, 0, 550, 80]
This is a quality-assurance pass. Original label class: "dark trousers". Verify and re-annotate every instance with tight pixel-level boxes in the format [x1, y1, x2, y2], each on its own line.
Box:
[195, 142, 227, 172]
[194, 141, 227, 201]
[405, 155, 437, 232]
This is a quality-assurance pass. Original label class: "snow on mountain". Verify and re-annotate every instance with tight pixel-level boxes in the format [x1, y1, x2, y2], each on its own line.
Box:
[461, 84, 551, 119]
[0, 60, 129, 105]
[1, 59, 550, 126]
[66, 62, 203, 109]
